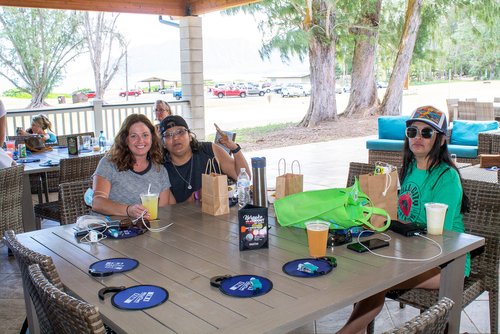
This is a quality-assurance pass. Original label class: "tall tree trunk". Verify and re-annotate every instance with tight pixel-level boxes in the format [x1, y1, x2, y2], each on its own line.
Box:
[299, 0, 337, 127]
[343, 0, 381, 118]
[379, 0, 423, 115]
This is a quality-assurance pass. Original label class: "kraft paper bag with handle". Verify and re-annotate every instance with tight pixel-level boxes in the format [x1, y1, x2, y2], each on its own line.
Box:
[358, 167, 398, 229]
[202, 158, 230, 216]
[275, 158, 303, 200]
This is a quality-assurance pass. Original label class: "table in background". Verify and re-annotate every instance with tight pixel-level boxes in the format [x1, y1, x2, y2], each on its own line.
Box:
[19, 147, 105, 231]
[460, 164, 499, 183]
[18, 203, 484, 334]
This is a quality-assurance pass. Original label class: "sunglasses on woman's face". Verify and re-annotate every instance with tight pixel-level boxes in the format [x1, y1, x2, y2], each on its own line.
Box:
[405, 126, 435, 139]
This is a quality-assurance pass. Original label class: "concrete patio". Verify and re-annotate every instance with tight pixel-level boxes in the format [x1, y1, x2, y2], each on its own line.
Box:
[0, 134, 494, 333]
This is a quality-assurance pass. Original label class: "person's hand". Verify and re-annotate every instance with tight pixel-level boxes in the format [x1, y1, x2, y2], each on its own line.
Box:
[214, 123, 238, 151]
[127, 203, 151, 220]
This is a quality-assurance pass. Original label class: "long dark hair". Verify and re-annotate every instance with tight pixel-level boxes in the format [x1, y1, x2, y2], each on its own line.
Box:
[400, 132, 469, 213]
[108, 114, 163, 171]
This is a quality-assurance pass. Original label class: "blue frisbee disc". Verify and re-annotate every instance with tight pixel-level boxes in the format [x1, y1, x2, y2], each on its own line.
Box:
[89, 258, 138, 276]
[282, 258, 336, 278]
[111, 285, 168, 310]
[217, 275, 272, 298]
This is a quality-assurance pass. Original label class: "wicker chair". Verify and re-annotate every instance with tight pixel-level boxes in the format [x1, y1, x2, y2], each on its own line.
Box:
[475, 102, 495, 121]
[4, 230, 63, 334]
[0, 165, 24, 237]
[28, 263, 106, 334]
[59, 179, 93, 225]
[465, 98, 478, 102]
[56, 132, 95, 147]
[445, 98, 458, 123]
[382, 297, 454, 334]
[34, 153, 103, 228]
[346, 162, 377, 187]
[385, 179, 500, 334]
[457, 101, 476, 120]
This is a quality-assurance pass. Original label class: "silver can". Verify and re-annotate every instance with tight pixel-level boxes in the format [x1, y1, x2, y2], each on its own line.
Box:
[18, 144, 27, 158]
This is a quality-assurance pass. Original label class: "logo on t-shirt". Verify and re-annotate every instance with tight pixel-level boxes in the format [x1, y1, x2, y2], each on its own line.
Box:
[398, 182, 421, 222]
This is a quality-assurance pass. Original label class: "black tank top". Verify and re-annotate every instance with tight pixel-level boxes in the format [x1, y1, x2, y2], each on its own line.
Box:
[164, 142, 215, 203]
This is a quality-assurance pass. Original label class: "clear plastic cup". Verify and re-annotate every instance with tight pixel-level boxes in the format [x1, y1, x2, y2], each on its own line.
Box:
[5, 140, 15, 152]
[425, 203, 448, 235]
[140, 193, 159, 220]
[305, 220, 330, 257]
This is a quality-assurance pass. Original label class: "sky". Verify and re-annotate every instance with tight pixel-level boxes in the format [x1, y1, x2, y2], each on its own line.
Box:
[1, 11, 310, 93]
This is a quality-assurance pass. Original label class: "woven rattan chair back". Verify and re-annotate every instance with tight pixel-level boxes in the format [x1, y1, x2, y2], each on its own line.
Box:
[474, 102, 494, 121]
[346, 162, 375, 187]
[465, 98, 478, 102]
[0, 165, 24, 236]
[457, 101, 476, 120]
[28, 263, 106, 334]
[446, 98, 459, 123]
[56, 132, 95, 147]
[4, 230, 63, 334]
[59, 179, 93, 225]
[59, 153, 104, 184]
[382, 297, 454, 334]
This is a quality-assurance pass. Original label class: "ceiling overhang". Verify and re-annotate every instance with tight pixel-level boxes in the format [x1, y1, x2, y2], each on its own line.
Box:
[0, 0, 259, 16]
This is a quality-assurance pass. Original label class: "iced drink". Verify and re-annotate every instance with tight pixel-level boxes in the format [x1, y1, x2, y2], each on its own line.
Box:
[305, 221, 330, 257]
[6, 140, 15, 152]
[425, 203, 448, 235]
[140, 193, 159, 220]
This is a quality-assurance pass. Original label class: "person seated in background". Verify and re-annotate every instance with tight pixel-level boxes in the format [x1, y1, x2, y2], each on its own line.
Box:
[92, 114, 175, 220]
[153, 100, 172, 133]
[160, 115, 250, 203]
[17, 114, 57, 144]
[336, 106, 469, 334]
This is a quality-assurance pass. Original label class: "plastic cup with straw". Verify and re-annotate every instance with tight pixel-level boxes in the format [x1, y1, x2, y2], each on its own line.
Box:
[140, 184, 159, 220]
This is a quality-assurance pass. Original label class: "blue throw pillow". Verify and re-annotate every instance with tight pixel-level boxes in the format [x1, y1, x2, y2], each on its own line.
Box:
[450, 121, 499, 146]
[378, 116, 410, 140]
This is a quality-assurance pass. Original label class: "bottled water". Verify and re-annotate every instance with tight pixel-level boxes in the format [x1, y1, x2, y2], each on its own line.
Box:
[237, 168, 251, 209]
[98, 130, 106, 149]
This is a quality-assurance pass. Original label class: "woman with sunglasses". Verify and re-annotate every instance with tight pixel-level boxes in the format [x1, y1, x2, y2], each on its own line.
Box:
[160, 115, 250, 203]
[337, 106, 469, 334]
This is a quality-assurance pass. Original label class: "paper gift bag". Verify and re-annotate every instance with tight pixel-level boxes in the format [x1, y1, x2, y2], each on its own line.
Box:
[358, 169, 399, 229]
[202, 159, 229, 216]
[275, 158, 303, 200]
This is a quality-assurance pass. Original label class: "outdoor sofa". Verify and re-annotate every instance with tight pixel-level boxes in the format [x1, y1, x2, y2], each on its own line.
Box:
[366, 116, 500, 166]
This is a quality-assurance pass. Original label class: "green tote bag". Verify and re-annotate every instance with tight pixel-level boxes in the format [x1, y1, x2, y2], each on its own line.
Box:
[274, 179, 391, 231]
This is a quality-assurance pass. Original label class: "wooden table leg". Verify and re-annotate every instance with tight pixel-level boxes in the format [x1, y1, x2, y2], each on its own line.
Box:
[439, 254, 466, 334]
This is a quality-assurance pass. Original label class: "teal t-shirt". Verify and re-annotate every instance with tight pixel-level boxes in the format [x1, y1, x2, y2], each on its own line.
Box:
[398, 161, 470, 276]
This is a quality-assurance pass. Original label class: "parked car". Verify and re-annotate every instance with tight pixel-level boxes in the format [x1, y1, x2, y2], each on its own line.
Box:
[86, 91, 96, 99]
[335, 86, 343, 94]
[173, 89, 182, 100]
[377, 81, 388, 88]
[159, 87, 174, 94]
[270, 84, 283, 94]
[281, 86, 302, 98]
[294, 83, 311, 96]
[246, 84, 266, 96]
[212, 87, 247, 98]
[119, 89, 142, 97]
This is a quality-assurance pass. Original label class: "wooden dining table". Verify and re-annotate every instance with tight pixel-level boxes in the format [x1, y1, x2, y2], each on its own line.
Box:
[18, 146, 105, 231]
[17, 203, 484, 334]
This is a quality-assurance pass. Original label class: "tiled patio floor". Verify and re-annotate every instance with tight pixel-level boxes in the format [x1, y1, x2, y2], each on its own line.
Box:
[1, 135, 495, 333]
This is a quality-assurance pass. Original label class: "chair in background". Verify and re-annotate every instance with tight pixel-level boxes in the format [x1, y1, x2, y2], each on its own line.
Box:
[34, 153, 103, 228]
[456, 101, 476, 120]
[0, 165, 24, 237]
[346, 162, 377, 187]
[382, 297, 454, 334]
[59, 179, 93, 226]
[28, 263, 107, 334]
[474, 102, 495, 121]
[386, 179, 500, 334]
[56, 131, 95, 147]
[465, 98, 478, 102]
[4, 230, 64, 334]
[445, 98, 459, 123]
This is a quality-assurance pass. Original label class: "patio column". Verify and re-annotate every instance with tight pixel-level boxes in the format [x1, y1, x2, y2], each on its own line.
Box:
[179, 16, 205, 138]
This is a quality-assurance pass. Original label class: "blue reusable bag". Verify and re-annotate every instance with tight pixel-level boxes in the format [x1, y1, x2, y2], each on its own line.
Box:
[274, 179, 390, 231]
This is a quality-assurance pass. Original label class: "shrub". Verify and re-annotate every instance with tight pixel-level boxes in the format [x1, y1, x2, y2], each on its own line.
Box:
[2, 88, 31, 99]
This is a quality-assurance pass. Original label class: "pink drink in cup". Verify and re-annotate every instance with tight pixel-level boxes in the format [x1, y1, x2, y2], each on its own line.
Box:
[424, 203, 448, 235]
[6, 140, 15, 151]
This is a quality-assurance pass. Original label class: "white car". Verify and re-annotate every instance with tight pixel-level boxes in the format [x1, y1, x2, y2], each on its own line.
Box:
[281, 86, 302, 97]
[295, 83, 311, 96]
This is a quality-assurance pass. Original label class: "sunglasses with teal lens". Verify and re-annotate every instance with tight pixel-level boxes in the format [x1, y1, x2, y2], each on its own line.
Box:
[405, 126, 435, 139]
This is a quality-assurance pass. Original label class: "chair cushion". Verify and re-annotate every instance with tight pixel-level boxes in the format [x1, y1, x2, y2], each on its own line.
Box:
[366, 139, 404, 151]
[378, 116, 410, 140]
[450, 120, 499, 146]
[448, 144, 478, 158]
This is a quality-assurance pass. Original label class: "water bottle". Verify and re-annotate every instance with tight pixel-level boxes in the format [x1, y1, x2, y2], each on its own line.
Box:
[237, 168, 251, 209]
[98, 130, 106, 149]
[251, 157, 267, 207]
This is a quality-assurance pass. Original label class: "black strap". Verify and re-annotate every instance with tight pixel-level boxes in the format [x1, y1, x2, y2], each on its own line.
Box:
[89, 268, 114, 277]
[98, 286, 126, 300]
[431, 166, 451, 190]
[210, 275, 232, 288]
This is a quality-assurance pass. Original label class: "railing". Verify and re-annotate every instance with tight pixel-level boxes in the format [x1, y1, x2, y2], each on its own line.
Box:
[5, 99, 190, 139]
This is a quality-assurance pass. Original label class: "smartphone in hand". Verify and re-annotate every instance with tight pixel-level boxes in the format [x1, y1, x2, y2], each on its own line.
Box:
[347, 238, 390, 253]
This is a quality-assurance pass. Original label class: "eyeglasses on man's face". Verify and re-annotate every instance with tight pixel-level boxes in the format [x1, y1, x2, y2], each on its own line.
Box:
[163, 128, 188, 139]
[405, 126, 435, 139]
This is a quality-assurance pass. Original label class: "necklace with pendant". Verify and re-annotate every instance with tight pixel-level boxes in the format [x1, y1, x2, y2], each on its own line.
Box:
[172, 157, 193, 190]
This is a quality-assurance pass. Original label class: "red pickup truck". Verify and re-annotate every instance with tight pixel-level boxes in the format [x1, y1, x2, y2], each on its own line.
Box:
[212, 87, 247, 98]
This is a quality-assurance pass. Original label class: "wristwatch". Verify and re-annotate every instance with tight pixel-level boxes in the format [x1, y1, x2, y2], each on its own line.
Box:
[230, 144, 241, 154]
